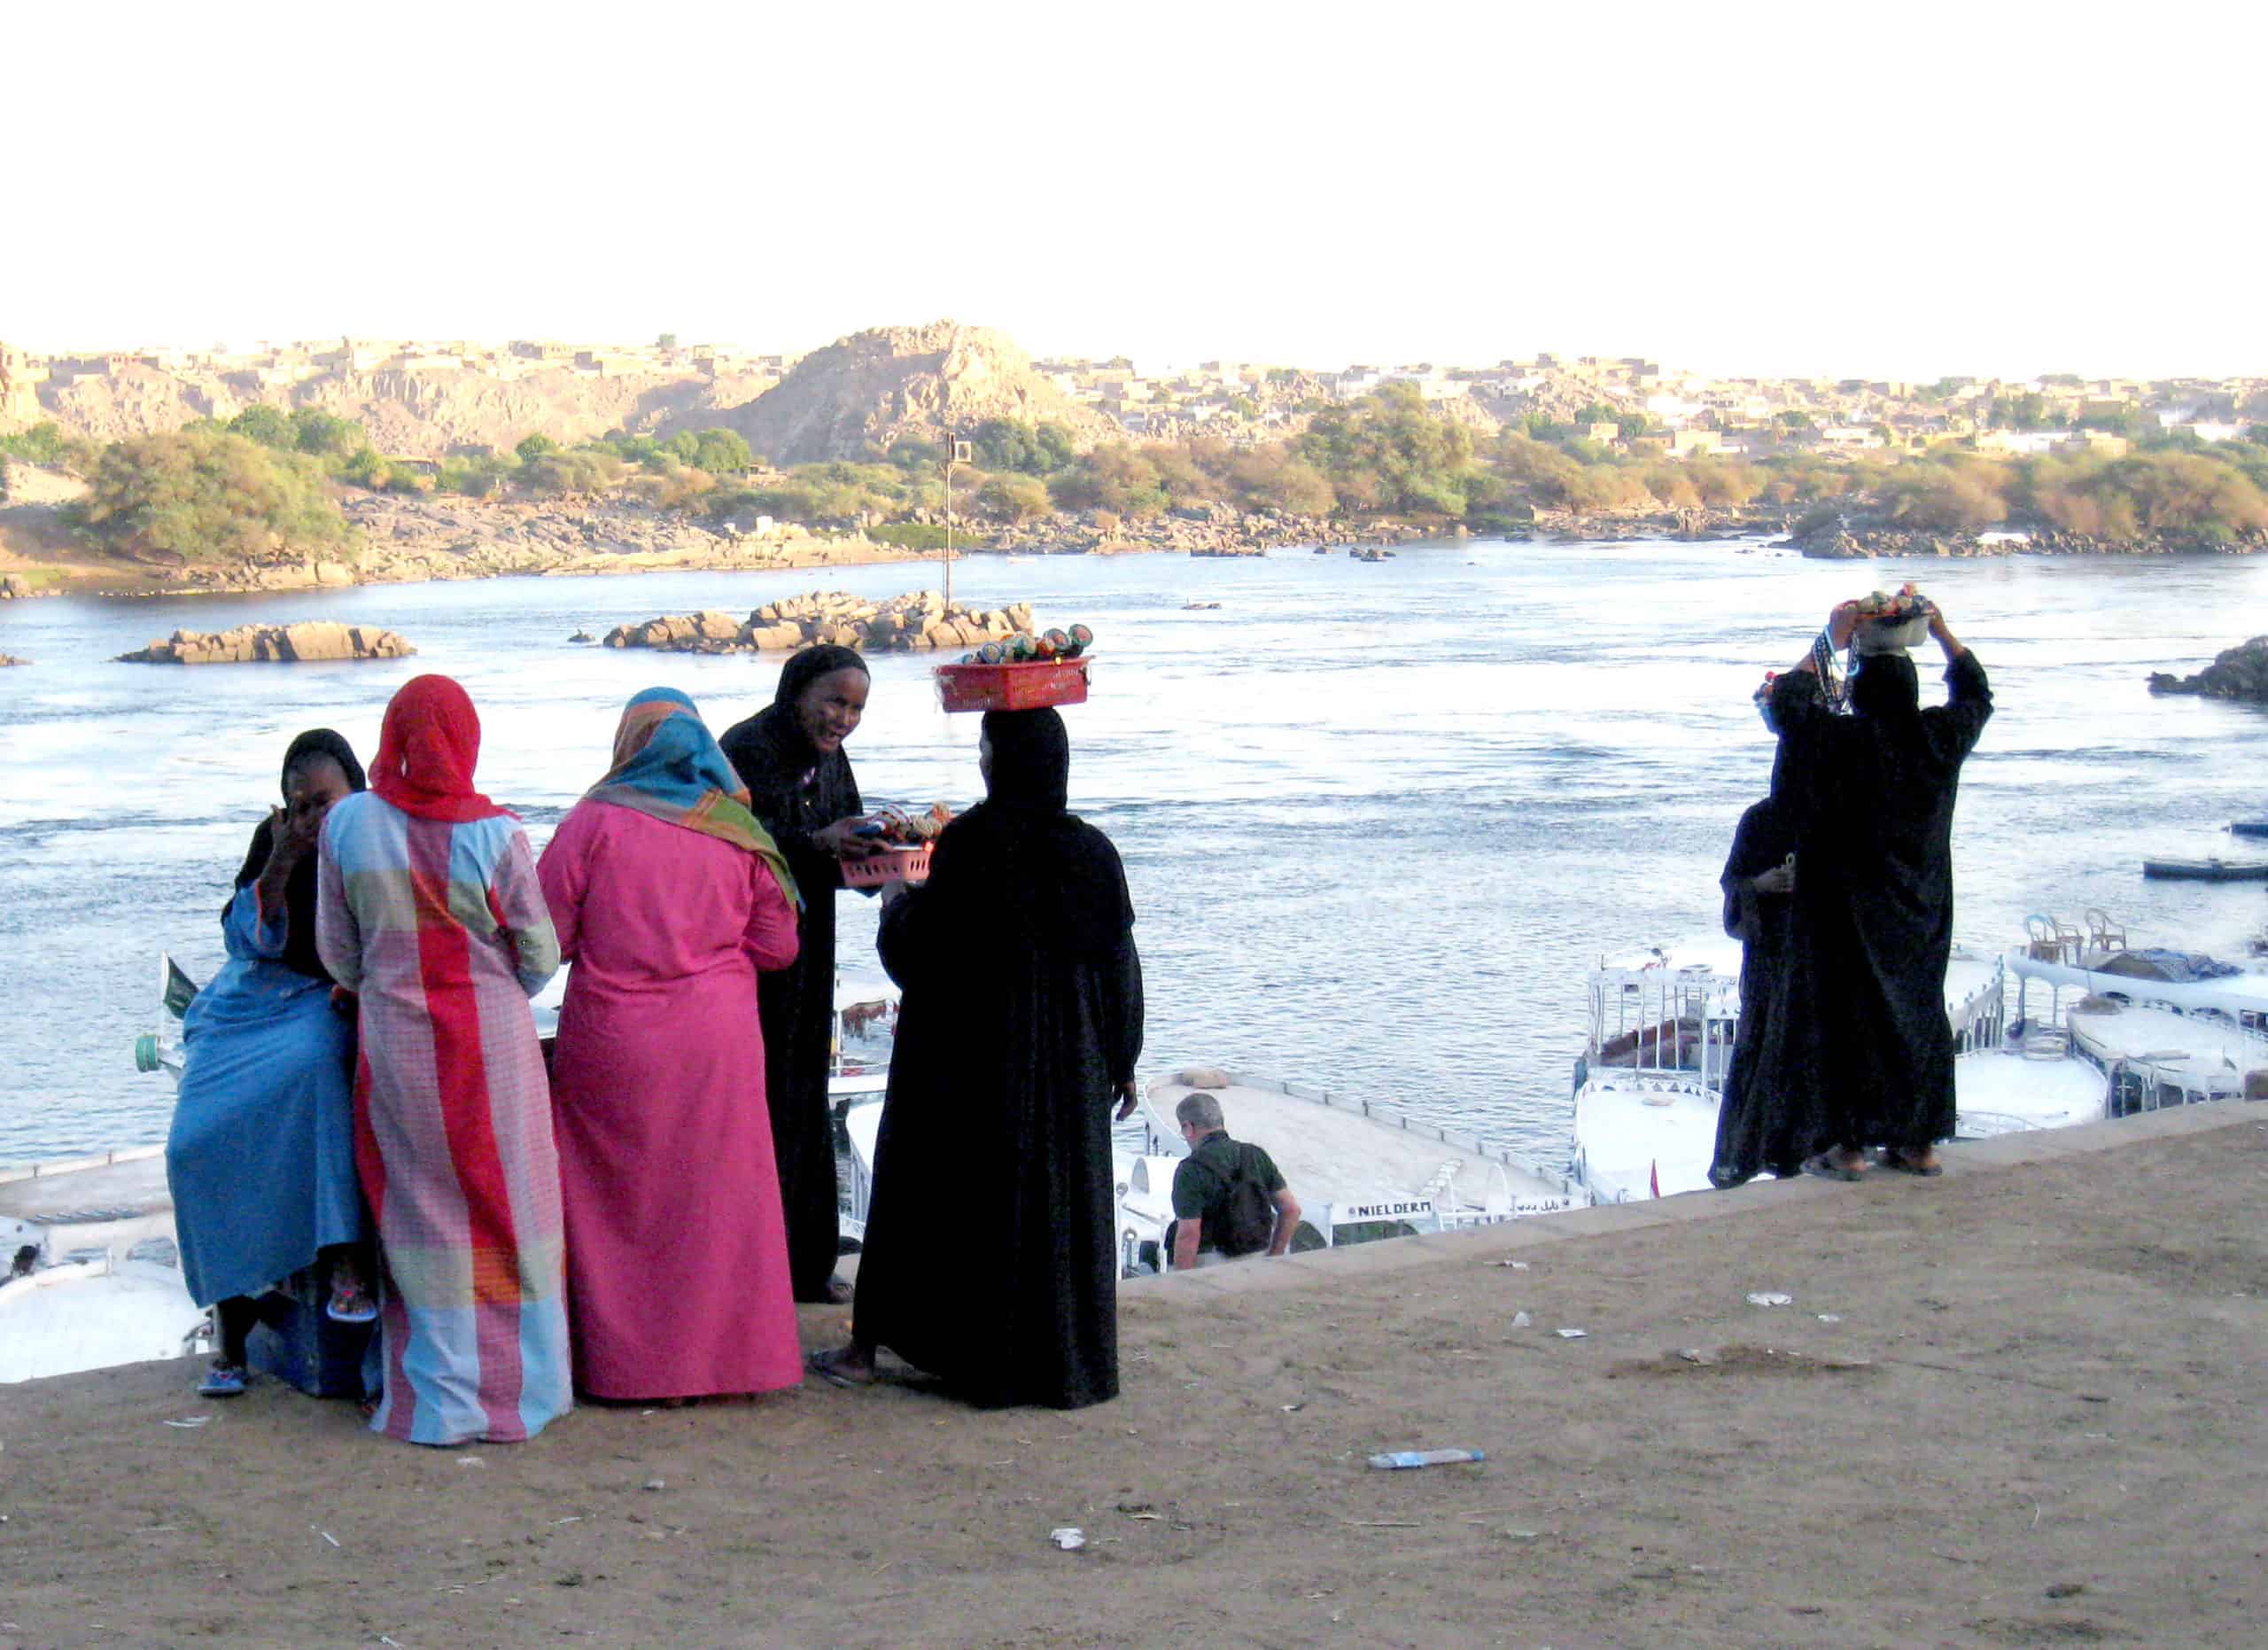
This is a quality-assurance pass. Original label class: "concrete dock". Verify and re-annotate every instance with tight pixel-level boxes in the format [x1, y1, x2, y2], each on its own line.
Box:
[1, 1102, 2263, 1647]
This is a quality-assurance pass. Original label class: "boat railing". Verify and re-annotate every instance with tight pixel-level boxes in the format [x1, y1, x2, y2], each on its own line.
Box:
[1144, 1075, 1582, 1205]
[1586, 967, 1740, 1091]
[0, 1143, 167, 1189]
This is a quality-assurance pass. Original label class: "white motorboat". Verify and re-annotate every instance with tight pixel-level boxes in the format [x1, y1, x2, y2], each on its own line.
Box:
[1114, 1070, 1581, 1275]
[0, 1147, 208, 1384]
[1571, 938, 2113, 1203]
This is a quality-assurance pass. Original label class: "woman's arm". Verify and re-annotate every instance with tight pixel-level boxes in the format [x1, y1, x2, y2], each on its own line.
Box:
[742, 860, 801, 973]
[315, 813, 362, 991]
[535, 806, 592, 965]
[493, 829, 562, 997]
[1099, 932, 1146, 1092]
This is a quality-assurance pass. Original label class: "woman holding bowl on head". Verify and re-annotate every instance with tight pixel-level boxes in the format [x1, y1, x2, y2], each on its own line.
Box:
[720, 645, 883, 1305]
[811, 706, 1144, 1409]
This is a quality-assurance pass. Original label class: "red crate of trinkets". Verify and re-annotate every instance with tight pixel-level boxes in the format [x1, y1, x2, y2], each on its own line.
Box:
[934, 657, 1091, 713]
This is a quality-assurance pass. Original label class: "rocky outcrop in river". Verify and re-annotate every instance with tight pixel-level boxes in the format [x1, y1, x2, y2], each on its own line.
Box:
[2148, 635, 2268, 702]
[116, 621, 416, 665]
[1792, 518, 2268, 560]
[603, 591, 1034, 655]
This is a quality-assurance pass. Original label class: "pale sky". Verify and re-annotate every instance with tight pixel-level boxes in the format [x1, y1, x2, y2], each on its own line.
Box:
[5, 1, 2260, 382]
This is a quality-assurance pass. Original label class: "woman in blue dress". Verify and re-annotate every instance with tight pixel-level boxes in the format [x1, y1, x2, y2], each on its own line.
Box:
[166, 728, 376, 1396]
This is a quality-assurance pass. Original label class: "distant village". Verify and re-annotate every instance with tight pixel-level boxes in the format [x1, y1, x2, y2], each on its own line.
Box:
[3, 332, 2264, 462]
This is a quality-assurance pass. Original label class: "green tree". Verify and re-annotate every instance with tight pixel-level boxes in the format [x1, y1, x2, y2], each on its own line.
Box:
[71, 427, 352, 561]
[684, 428, 751, 475]
[977, 473, 1051, 522]
[225, 404, 295, 450]
[288, 407, 365, 460]
[516, 432, 561, 464]
[656, 332, 678, 349]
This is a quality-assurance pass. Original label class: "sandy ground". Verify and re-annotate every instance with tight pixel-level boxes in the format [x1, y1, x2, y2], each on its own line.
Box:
[3, 1103, 2263, 1649]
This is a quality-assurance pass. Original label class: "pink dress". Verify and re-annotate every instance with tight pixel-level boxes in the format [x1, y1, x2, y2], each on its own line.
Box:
[538, 801, 802, 1399]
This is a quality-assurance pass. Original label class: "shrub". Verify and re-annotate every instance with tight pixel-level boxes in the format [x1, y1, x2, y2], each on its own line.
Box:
[71, 427, 352, 561]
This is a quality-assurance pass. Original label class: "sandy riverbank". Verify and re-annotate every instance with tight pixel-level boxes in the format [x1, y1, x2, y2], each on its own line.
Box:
[3, 1102, 2262, 1646]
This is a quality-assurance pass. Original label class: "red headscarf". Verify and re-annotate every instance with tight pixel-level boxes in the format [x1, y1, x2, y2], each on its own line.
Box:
[369, 673, 512, 822]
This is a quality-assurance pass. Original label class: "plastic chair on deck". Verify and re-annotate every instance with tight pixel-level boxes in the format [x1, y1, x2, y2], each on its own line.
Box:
[2024, 915, 2064, 962]
[2084, 907, 2128, 952]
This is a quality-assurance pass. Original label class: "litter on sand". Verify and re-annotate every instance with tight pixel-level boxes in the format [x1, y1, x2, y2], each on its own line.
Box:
[1511, 1311, 1532, 1328]
[1049, 1527, 1086, 1551]
[1494, 1260, 1531, 1270]
[1817, 1313, 1843, 1323]
[1745, 1291, 1794, 1307]
[161, 1417, 211, 1428]
[1556, 1327, 1588, 1339]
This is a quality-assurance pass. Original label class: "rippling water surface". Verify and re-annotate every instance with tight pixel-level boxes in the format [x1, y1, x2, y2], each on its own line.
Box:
[4, 539, 2266, 1167]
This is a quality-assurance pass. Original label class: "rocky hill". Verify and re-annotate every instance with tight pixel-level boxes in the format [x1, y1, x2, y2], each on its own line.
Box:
[719, 322, 1115, 465]
[25, 361, 781, 455]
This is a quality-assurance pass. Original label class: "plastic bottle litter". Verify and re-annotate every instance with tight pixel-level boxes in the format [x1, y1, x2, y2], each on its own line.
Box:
[1367, 1448, 1486, 1470]
[1049, 1527, 1086, 1550]
[1745, 1291, 1793, 1307]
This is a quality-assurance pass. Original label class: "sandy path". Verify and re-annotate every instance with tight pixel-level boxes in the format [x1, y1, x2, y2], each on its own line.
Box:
[3, 1105, 2263, 1648]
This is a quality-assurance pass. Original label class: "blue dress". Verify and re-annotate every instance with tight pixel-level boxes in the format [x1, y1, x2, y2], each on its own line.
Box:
[166, 883, 366, 1307]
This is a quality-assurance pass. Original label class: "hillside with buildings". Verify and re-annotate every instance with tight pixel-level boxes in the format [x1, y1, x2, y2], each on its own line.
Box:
[5, 331, 2264, 468]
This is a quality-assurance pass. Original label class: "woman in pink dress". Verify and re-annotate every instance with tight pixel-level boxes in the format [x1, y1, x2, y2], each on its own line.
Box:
[539, 688, 804, 1401]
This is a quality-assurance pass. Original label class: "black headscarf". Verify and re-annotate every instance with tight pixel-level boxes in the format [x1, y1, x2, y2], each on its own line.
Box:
[773, 642, 869, 720]
[231, 728, 368, 981]
[1849, 650, 1922, 726]
[923, 709, 1133, 956]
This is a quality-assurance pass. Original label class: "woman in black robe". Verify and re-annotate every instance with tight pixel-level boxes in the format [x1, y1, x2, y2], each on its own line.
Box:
[811, 707, 1144, 1408]
[1767, 601, 1992, 1179]
[719, 645, 881, 1304]
[1706, 790, 1805, 1187]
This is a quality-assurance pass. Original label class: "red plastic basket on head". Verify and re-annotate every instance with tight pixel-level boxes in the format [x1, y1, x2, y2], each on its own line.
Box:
[933, 657, 1091, 713]
[839, 844, 932, 889]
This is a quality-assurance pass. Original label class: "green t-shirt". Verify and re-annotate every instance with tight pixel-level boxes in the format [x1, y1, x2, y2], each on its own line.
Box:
[1171, 1132, 1286, 1256]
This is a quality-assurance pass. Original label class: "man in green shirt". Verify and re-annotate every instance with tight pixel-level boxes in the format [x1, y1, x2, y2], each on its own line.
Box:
[1168, 1092, 1301, 1270]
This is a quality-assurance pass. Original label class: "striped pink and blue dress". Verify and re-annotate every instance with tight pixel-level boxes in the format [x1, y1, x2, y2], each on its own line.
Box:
[316, 791, 567, 1444]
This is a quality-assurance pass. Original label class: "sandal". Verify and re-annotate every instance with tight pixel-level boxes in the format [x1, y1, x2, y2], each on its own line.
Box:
[1799, 1152, 1868, 1183]
[1878, 1148, 1943, 1178]
[198, 1362, 248, 1397]
[327, 1276, 378, 1324]
[806, 1347, 875, 1389]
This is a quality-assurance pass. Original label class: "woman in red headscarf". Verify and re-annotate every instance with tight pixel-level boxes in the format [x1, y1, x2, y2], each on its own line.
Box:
[316, 674, 570, 1445]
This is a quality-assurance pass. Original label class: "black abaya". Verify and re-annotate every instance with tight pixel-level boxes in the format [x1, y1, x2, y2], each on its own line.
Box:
[1706, 797, 1806, 1186]
[1767, 649, 1992, 1155]
[853, 709, 1143, 1409]
[718, 650, 866, 1302]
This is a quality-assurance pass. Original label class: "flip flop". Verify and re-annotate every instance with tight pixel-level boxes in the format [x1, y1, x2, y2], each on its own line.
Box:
[1799, 1153, 1868, 1183]
[1878, 1150, 1944, 1178]
[198, 1363, 248, 1397]
[805, 1348, 874, 1389]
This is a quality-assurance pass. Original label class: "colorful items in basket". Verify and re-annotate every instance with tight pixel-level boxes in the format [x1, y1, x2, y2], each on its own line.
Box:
[839, 803, 952, 888]
[1850, 582, 1934, 658]
[960, 624, 1093, 666]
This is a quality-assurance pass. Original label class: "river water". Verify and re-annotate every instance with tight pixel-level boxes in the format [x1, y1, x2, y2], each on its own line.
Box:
[4, 539, 2265, 1168]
